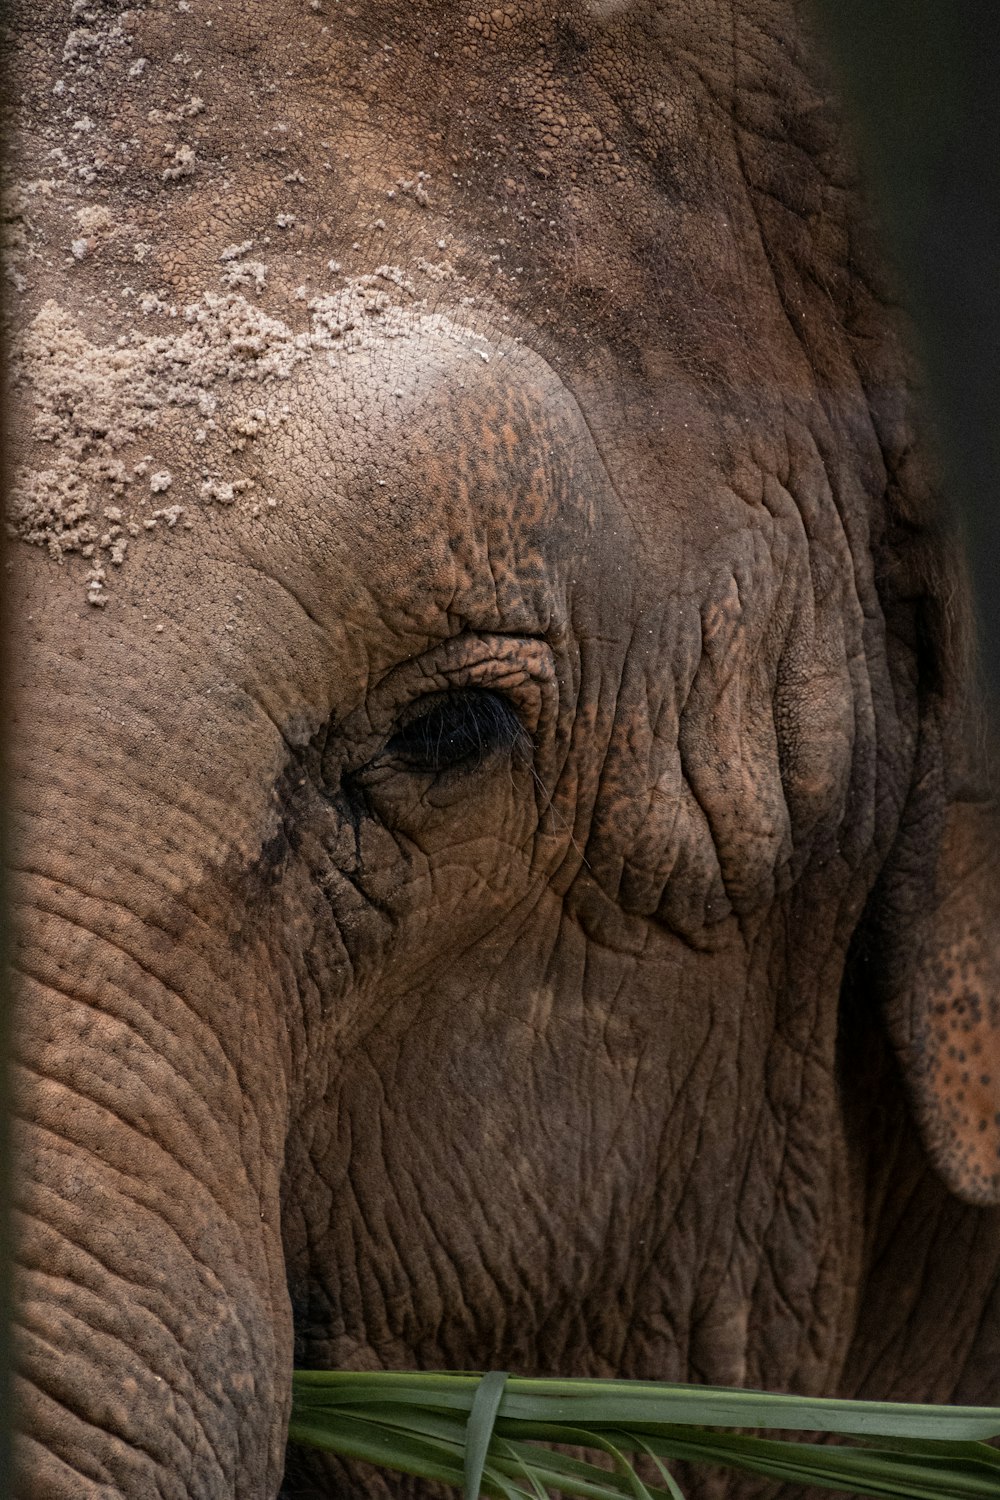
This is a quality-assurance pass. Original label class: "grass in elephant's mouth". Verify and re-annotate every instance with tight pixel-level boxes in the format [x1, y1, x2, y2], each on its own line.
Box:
[287, 1370, 1000, 1499]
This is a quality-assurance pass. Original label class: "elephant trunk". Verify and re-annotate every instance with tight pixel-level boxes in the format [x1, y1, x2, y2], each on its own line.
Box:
[12, 892, 292, 1499]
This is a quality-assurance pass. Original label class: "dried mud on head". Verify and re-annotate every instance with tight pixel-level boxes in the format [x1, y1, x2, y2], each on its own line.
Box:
[4, 0, 712, 607]
[1, 0, 533, 606]
[7, 269, 496, 603]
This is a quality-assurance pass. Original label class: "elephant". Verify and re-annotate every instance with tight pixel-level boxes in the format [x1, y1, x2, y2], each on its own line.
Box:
[5, 0, 1000, 1495]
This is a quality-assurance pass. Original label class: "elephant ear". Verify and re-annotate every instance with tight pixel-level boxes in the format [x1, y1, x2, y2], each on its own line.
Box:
[877, 752, 1000, 1206]
[855, 395, 1000, 1204]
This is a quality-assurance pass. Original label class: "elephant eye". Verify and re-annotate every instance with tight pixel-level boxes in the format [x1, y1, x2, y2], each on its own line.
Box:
[385, 689, 528, 774]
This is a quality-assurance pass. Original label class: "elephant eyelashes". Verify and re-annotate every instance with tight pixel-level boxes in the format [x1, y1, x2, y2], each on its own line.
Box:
[385, 688, 529, 775]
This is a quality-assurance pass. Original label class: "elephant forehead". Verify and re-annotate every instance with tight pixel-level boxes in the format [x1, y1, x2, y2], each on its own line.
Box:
[250, 318, 607, 627]
[8, 283, 611, 626]
[9, 297, 636, 764]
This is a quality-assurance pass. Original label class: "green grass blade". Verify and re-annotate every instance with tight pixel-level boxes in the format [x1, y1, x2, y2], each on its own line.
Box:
[573, 1428, 656, 1500]
[488, 1439, 682, 1500]
[289, 1396, 654, 1500]
[289, 1369, 1000, 1500]
[465, 1372, 510, 1500]
[292, 1371, 1000, 1441]
[286, 1409, 467, 1490]
[854, 1435, 1000, 1466]
[626, 1433, 688, 1500]
[606, 1426, 1000, 1499]
[491, 1435, 552, 1500]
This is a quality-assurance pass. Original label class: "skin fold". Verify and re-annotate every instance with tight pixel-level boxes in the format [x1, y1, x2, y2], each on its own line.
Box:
[4, 1, 999, 1496]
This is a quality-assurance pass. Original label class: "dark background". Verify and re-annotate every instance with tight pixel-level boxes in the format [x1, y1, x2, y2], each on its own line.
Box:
[814, 0, 1000, 716]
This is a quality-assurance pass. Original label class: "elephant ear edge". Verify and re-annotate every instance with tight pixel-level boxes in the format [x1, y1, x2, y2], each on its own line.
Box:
[853, 364, 1000, 1204]
[877, 751, 1000, 1207]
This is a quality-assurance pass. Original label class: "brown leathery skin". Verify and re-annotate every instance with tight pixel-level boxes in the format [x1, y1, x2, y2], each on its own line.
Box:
[4, 2, 999, 1498]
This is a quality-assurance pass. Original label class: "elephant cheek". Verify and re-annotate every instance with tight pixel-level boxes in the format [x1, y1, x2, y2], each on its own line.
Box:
[11, 907, 292, 1500]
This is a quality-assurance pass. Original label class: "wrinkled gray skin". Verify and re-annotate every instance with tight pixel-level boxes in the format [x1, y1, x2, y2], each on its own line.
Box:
[5, 0, 1000, 1497]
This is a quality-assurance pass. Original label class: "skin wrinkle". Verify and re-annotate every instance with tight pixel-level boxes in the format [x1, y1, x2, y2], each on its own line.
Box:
[18, 1128, 237, 1306]
[19, 1322, 221, 1490]
[16, 1439, 119, 1498]
[13, 899, 278, 1187]
[734, 1026, 831, 1377]
[14, 751, 280, 936]
[19, 1232, 257, 1445]
[14, 1044, 248, 1230]
[854, 1206, 948, 1390]
[17, 1399, 166, 1494]
[10, 946, 202, 1088]
[15, 1092, 252, 1310]
[18, 1311, 196, 1469]
[11, 892, 234, 1064]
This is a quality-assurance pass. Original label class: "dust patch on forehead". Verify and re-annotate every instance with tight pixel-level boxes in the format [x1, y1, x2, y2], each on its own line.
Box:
[7, 265, 500, 606]
[581, 0, 642, 18]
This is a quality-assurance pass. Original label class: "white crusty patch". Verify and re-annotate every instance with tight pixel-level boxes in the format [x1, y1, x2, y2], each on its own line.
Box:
[220, 259, 268, 293]
[8, 269, 495, 602]
[7, 467, 100, 562]
[161, 143, 197, 182]
[12, 292, 306, 454]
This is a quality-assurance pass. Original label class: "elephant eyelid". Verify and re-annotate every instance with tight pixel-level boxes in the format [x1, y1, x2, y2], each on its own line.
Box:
[384, 688, 531, 775]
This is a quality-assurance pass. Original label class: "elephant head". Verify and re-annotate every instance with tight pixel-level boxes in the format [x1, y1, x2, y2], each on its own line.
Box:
[6, 0, 999, 1496]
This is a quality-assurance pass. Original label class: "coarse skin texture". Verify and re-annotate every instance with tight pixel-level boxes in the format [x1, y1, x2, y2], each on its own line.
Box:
[4, 1, 1000, 1497]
